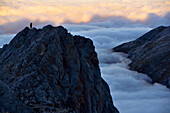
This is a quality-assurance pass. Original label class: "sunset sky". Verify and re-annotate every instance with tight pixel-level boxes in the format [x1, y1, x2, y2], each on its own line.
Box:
[0, 0, 170, 34]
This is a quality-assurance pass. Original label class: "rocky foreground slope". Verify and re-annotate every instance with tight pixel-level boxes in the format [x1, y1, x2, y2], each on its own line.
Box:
[0, 25, 119, 113]
[113, 26, 170, 88]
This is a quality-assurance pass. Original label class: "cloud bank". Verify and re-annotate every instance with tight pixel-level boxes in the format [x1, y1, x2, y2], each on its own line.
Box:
[0, 12, 170, 113]
[63, 23, 170, 113]
[0, 0, 170, 35]
[0, 19, 54, 34]
[98, 50, 170, 113]
[0, 12, 169, 35]
[63, 23, 152, 49]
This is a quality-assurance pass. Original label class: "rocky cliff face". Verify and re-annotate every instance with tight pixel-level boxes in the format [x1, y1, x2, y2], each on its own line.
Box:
[113, 26, 170, 88]
[0, 25, 119, 113]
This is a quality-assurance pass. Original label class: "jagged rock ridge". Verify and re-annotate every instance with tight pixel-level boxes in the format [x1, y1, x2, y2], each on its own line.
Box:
[0, 25, 119, 113]
[113, 26, 170, 88]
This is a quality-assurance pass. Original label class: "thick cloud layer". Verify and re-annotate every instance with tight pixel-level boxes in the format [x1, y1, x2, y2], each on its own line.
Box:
[0, 20, 170, 113]
[63, 23, 170, 113]
[0, 19, 54, 34]
[1, 0, 170, 28]
[98, 50, 170, 113]
[0, 12, 169, 35]
[63, 24, 151, 48]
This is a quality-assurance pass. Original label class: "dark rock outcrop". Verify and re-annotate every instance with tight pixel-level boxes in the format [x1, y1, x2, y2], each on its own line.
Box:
[113, 26, 170, 88]
[0, 25, 119, 113]
[0, 80, 33, 113]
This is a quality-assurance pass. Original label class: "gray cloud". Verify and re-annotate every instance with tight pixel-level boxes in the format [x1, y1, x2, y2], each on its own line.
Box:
[86, 12, 170, 28]
[0, 12, 169, 35]
[63, 12, 170, 49]
[63, 24, 151, 49]
[88, 15, 135, 27]
[0, 18, 54, 34]
[143, 12, 170, 27]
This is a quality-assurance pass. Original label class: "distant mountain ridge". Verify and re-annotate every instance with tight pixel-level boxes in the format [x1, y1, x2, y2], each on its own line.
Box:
[113, 26, 170, 88]
[0, 25, 119, 113]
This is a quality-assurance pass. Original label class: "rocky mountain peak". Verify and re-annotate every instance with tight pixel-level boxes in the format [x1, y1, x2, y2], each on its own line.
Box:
[0, 25, 119, 113]
[113, 26, 170, 88]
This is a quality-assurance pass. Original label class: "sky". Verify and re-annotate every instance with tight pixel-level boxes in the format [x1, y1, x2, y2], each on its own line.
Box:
[0, 0, 170, 34]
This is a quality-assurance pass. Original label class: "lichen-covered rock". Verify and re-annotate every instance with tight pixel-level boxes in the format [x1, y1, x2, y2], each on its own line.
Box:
[0, 25, 119, 113]
[113, 26, 170, 88]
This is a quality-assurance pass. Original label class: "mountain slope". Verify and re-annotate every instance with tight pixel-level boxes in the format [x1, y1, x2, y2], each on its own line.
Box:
[113, 26, 170, 88]
[0, 25, 119, 113]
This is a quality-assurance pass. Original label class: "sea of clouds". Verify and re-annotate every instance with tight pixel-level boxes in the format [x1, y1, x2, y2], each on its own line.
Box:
[62, 21, 170, 113]
[0, 18, 170, 113]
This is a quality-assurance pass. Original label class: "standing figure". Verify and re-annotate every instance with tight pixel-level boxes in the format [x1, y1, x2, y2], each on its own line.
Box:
[30, 23, 32, 29]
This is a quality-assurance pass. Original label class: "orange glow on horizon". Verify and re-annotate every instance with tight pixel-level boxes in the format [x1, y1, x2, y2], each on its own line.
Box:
[0, 0, 170, 26]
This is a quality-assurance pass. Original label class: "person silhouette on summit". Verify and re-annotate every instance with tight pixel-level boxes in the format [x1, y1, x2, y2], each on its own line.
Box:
[30, 23, 32, 29]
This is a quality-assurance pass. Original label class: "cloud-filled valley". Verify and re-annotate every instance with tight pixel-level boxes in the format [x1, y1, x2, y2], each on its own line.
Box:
[63, 23, 170, 113]
[63, 23, 152, 49]
[98, 51, 170, 113]
[0, 19, 170, 113]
